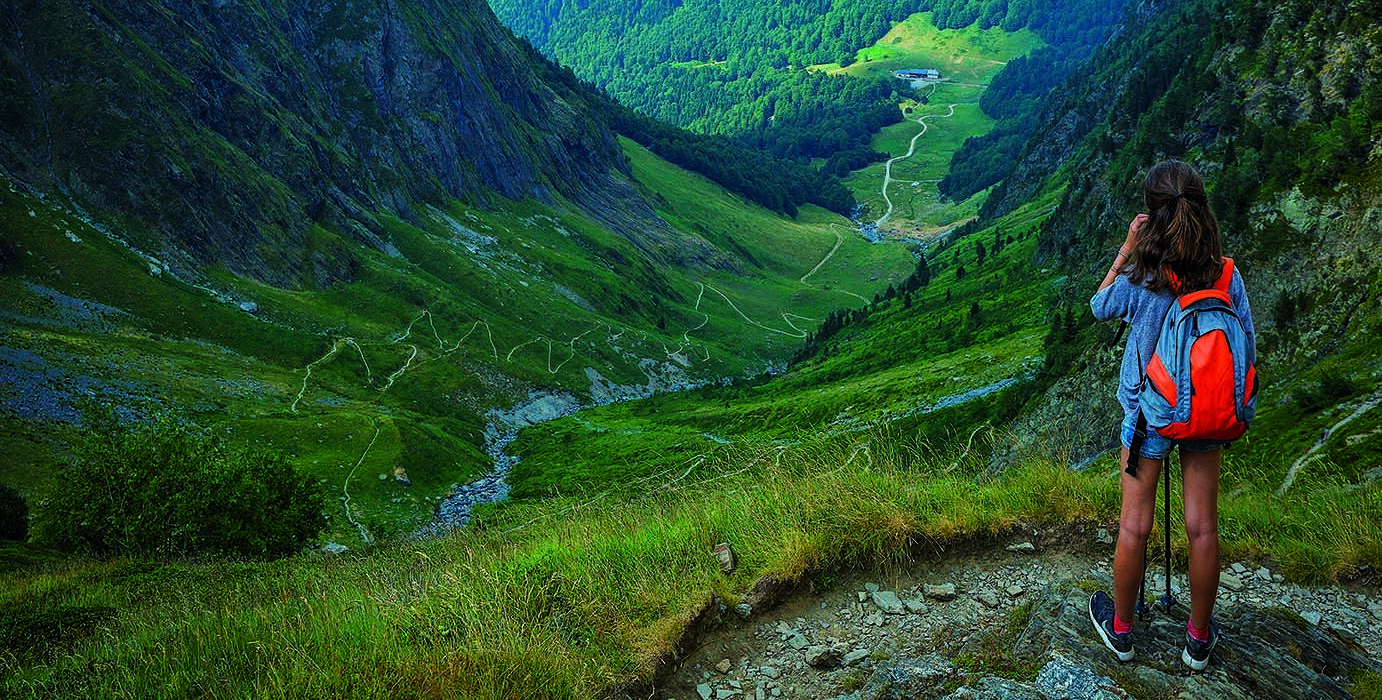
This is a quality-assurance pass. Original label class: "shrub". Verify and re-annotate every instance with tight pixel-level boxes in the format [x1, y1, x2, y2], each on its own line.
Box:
[34, 418, 326, 559]
[0, 483, 27, 541]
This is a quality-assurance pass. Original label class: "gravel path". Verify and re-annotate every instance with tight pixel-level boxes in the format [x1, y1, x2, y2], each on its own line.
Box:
[658, 532, 1381, 700]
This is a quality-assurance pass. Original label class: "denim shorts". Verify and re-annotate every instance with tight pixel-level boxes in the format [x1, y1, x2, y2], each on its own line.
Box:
[1120, 413, 1230, 459]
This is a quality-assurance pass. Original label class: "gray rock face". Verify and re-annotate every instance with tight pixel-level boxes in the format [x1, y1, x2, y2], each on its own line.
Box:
[828, 585, 1380, 700]
[1010, 584, 1379, 700]
[1033, 654, 1123, 700]
[833, 654, 959, 700]
[0, 0, 665, 287]
[655, 551, 1382, 700]
[939, 676, 1045, 700]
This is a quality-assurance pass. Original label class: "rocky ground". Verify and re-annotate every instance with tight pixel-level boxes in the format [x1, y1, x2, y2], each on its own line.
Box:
[655, 528, 1381, 700]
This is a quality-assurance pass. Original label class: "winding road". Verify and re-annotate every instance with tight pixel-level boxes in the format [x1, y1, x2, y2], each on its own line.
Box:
[874, 103, 956, 229]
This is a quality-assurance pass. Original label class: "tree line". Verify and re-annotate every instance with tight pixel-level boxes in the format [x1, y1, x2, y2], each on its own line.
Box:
[494, 0, 1132, 179]
[523, 41, 858, 215]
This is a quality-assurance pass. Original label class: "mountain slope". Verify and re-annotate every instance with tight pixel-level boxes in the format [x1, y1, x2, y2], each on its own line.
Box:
[0, 0, 655, 285]
[1, 0, 1380, 697]
[0, 0, 919, 541]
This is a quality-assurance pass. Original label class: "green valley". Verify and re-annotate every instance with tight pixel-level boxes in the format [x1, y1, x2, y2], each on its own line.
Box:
[0, 135, 915, 544]
[836, 12, 1046, 235]
[2, 0, 1381, 697]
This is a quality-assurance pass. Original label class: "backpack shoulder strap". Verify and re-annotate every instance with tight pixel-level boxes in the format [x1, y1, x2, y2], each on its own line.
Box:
[1214, 258, 1235, 294]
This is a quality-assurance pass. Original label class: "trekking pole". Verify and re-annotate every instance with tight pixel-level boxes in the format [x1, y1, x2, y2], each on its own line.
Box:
[1136, 551, 1150, 620]
[1136, 466, 1149, 621]
[1158, 454, 1176, 612]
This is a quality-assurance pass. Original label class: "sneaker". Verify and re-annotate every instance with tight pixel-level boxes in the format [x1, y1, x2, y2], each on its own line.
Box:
[1089, 590, 1134, 661]
[1182, 618, 1220, 670]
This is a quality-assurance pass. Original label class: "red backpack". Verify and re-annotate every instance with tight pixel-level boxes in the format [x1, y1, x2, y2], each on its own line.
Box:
[1127, 258, 1257, 474]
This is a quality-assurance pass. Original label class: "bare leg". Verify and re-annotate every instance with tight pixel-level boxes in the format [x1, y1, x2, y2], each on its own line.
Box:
[1113, 445, 1163, 627]
[1181, 448, 1222, 630]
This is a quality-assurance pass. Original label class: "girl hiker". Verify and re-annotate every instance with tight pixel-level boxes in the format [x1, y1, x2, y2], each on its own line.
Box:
[1087, 160, 1256, 670]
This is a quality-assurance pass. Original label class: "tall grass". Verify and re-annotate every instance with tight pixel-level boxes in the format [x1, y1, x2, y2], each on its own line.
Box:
[3, 432, 1376, 698]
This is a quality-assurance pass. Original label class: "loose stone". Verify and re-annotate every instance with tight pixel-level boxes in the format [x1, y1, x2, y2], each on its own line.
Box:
[871, 590, 906, 614]
[805, 645, 844, 669]
[843, 649, 870, 667]
[924, 583, 957, 601]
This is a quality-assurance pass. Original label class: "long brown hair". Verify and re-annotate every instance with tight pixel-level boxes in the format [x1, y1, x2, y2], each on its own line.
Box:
[1126, 160, 1223, 293]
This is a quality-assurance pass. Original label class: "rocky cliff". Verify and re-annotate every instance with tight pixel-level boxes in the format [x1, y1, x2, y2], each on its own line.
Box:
[0, 0, 657, 287]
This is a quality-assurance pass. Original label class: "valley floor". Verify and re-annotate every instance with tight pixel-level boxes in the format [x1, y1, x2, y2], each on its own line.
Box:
[655, 533, 1382, 700]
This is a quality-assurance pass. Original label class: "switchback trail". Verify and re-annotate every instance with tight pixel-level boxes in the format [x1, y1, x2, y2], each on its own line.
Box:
[798, 226, 869, 304]
[799, 226, 845, 284]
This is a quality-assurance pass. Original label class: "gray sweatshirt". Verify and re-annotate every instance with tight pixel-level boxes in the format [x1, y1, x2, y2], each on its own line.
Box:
[1090, 268, 1256, 423]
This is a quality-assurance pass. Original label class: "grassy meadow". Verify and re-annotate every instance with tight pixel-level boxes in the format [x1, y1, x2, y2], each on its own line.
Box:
[4, 422, 1378, 698]
[832, 12, 1044, 85]
[823, 12, 1043, 236]
[504, 191, 1059, 500]
[0, 138, 917, 545]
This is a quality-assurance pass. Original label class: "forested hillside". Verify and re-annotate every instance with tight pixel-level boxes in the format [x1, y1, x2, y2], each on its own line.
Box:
[527, 51, 857, 215]
[492, 0, 1127, 167]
